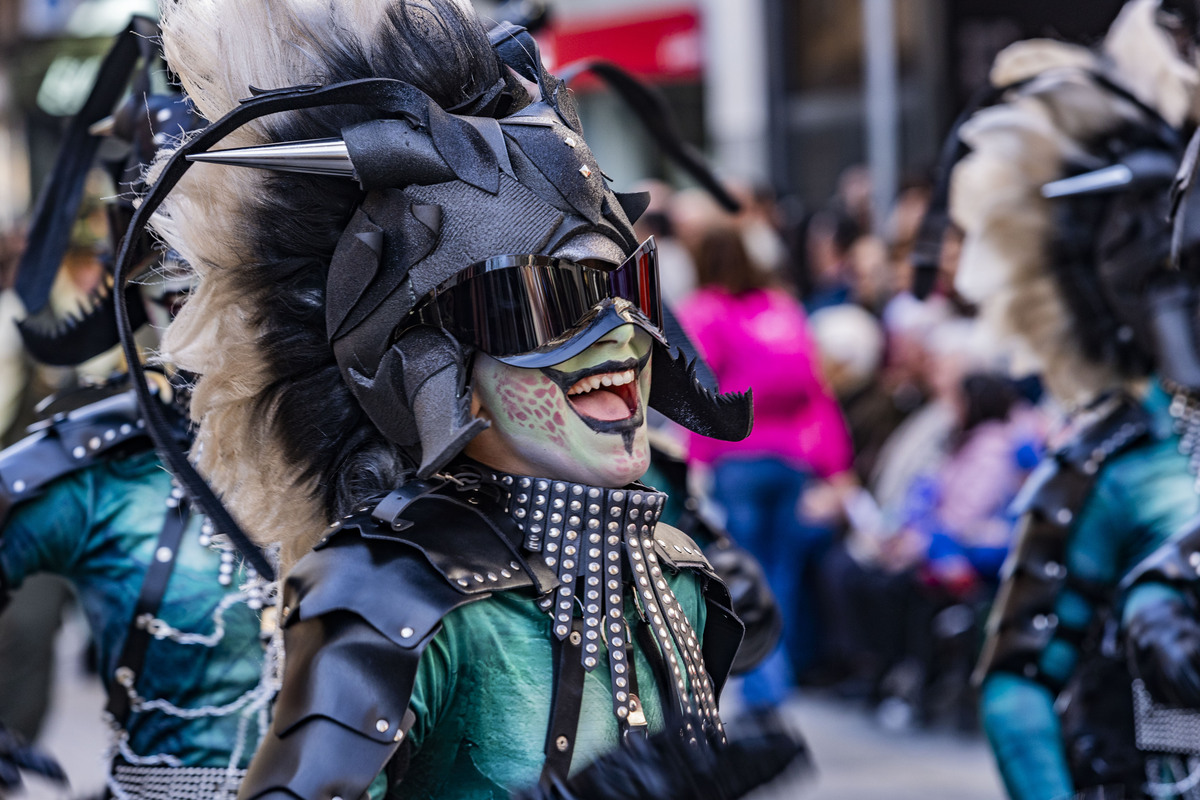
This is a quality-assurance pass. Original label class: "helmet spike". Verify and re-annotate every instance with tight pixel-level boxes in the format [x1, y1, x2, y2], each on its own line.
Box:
[187, 137, 356, 178]
[1042, 150, 1179, 199]
[88, 115, 116, 137]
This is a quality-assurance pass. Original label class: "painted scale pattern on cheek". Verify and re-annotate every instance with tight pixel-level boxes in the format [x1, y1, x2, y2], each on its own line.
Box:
[496, 372, 568, 447]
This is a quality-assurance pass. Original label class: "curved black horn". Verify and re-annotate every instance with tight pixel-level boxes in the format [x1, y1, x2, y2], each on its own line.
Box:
[15, 15, 159, 317]
[560, 58, 741, 214]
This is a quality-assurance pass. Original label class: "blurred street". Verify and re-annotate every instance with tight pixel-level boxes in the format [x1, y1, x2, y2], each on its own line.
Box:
[12, 612, 1004, 800]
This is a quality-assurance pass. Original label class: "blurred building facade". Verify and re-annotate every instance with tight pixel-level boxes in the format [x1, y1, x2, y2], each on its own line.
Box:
[547, 0, 1130, 217]
[0, 0, 1138, 240]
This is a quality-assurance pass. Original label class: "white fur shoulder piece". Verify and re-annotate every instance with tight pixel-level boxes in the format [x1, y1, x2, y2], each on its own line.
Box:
[990, 39, 1098, 88]
[1103, 0, 1200, 128]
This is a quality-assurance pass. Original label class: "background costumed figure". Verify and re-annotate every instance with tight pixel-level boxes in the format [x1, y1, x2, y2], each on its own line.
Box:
[936, 1, 1200, 796]
[0, 20, 275, 798]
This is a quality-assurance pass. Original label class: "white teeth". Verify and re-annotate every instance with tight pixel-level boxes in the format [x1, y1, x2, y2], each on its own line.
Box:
[567, 369, 637, 396]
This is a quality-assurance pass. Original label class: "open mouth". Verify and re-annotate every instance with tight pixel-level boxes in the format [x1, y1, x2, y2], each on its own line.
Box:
[566, 367, 639, 422]
[543, 352, 650, 432]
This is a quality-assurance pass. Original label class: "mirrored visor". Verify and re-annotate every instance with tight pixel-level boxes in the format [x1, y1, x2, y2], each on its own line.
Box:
[401, 237, 662, 360]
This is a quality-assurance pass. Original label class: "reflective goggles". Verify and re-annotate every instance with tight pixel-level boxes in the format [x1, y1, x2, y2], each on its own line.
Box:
[402, 237, 665, 368]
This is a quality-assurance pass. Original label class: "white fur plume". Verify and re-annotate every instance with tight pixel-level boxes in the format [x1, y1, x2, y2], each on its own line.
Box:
[1103, 0, 1200, 127]
[950, 0, 1199, 407]
[153, 0, 417, 569]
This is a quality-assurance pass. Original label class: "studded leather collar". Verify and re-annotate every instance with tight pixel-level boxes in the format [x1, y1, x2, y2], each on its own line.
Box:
[468, 466, 724, 741]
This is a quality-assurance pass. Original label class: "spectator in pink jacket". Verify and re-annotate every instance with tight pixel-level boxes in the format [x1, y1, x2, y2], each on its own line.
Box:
[679, 223, 853, 707]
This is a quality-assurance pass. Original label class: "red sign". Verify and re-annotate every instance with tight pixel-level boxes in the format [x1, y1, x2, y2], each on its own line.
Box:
[538, 6, 703, 84]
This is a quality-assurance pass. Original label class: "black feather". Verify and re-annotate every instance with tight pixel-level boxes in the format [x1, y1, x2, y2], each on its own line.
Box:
[235, 0, 510, 518]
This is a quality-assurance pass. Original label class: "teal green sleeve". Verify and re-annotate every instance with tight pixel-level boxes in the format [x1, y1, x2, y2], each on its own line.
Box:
[366, 772, 389, 800]
[407, 623, 457, 753]
[0, 457, 97, 587]
[980, 674, 1073, 800]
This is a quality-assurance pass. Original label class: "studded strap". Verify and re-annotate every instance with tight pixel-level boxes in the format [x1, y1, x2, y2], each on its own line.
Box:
[106, 494, 191, 724]
[475, 468, 724, 740]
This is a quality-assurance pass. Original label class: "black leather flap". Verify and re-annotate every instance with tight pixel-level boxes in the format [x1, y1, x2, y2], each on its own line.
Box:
[0, 388, 172, 518]
[271, 612, 423, 743]
[241, 712, 401, 800]
[651, 522, 716, 576]
[287, 536, 471, 650]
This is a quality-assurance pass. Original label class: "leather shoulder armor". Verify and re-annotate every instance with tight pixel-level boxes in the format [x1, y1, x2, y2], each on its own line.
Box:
[0, 388, 184, 529]
[974, 394, 1152, 690]
[1121, 513, 1200, 594]
[240, 480, 559, 800]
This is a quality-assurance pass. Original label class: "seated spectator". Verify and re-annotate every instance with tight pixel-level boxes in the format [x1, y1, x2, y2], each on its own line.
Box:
[809, 303, 902, 484]
[817, 329, 1043, 725]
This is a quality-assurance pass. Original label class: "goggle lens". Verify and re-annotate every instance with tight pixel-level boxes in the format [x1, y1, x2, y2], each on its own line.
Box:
[407, 237, 662, 359]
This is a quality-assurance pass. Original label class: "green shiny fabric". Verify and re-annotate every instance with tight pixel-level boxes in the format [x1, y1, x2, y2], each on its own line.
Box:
[0, 450, 265, 767]
[981, 384, 1198, 800]
[370, 563, 708, 800]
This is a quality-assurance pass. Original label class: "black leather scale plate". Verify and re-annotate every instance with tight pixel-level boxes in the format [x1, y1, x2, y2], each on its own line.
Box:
[974, 395, 1153, 689]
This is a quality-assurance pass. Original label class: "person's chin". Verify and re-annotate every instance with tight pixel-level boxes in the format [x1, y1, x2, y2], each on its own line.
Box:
[594, 444, 652, 486]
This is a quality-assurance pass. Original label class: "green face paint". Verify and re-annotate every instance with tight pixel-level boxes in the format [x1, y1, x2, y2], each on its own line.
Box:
[465, 324, 654, 486]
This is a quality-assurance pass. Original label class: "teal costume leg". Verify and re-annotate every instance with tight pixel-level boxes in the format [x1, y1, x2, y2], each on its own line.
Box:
[981, 675, 1073, 800]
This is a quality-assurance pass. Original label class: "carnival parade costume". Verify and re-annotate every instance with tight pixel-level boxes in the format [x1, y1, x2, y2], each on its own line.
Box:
[0, 21, 275, 798]
[937, 1, 1200, 796]
[107, 0, 808, 797]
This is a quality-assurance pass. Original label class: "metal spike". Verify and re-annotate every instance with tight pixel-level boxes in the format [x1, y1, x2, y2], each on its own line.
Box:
[1041, 165, 1134, 199]
[187, 138, 356, 178]
[88, 116, 116, 137]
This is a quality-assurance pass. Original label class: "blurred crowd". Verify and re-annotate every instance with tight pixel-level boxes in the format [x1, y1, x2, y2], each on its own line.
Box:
[642, 167, 1050, 730]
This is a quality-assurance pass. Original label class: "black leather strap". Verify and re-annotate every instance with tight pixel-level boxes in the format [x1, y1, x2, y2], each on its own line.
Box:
[105, 498, 191, 724]
[542, 617, 586, 784]
[620, 638, 648, 741]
